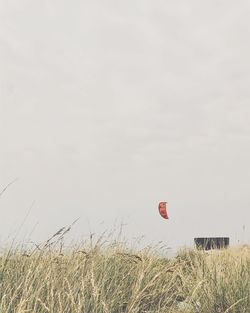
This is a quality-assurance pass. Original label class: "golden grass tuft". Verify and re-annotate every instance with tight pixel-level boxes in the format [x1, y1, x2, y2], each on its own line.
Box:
[0, 240, 249, 313]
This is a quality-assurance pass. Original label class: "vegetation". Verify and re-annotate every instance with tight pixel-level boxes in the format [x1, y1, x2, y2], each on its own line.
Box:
[0, 234, 249, 313]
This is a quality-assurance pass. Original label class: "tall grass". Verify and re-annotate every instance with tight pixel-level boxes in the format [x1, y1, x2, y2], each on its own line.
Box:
[0, 237, 249, 313]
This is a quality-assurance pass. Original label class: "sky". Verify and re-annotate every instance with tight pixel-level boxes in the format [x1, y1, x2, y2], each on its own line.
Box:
[1, 0, 250, 251]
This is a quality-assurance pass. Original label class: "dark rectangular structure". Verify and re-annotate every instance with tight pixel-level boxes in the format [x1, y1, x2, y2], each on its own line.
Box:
[194, 237, 229, 250]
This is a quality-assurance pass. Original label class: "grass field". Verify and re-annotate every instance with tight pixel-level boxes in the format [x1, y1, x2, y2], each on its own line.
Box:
[0, 234, 249, 313]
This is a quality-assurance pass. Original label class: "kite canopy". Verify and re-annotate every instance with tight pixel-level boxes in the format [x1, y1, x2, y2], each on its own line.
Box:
[158, 202, 169, 219]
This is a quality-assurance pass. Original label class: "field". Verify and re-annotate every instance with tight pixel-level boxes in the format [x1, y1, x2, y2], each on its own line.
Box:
[0, 234, 249, 313]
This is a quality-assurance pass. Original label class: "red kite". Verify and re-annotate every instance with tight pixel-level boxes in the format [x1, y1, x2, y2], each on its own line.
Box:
[158, 202, 169, 219]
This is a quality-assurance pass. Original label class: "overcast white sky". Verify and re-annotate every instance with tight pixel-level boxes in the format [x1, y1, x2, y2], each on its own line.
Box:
[1, 0, 250, 250]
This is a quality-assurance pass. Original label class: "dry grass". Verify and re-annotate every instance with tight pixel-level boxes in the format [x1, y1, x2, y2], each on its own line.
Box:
[0, 237, 249, 313]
